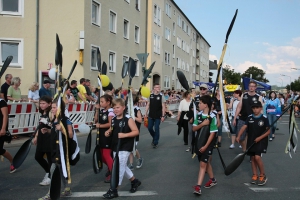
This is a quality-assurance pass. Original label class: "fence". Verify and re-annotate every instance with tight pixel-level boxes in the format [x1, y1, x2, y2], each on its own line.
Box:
[8, 100, 180, 135]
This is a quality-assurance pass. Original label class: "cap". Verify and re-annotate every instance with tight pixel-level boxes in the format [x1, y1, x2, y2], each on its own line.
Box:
[43, 80, 51, 84]
[251, 101, 262, 108]
[199, 83, 208, 89]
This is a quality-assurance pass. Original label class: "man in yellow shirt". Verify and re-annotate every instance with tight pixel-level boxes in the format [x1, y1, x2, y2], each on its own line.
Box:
[77, 78, 88, 103]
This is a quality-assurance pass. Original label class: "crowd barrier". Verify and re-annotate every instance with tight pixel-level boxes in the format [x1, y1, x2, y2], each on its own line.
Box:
[8, 100, 180, 135]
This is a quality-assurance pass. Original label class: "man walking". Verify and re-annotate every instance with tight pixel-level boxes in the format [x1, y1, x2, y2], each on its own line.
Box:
[233, 81, 263, 151]
[145, 83, 166, 148]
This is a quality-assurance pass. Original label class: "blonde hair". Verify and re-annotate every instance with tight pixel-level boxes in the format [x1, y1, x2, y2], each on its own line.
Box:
[112, 98, 125, 107]
[29, 82, 39, 92]
[11, 77, 21, 85]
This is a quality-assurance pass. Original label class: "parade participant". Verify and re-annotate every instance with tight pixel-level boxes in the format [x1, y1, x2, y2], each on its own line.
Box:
[128, 95, 144, 170]
[177, 91, 192, 145]
[236, 101, 270, 186]
[38, 98, 76, 200]
[103, 98, 141, 199]
[233, 81, 263, 151]
[95, 94, 114, 183]
[32, 96, 53, 186]
[1, 74, 12, 101]
[0, 96, 16, 173]
[192, 95, 218, 195]
[227, 90, 242, 149]
[264, 91, 281, 141]
[144, 83, 166, 149]
[39, 80, 52, 98]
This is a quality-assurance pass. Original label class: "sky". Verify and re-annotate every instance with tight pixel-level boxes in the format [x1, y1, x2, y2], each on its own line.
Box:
[174, 0, 300, 88]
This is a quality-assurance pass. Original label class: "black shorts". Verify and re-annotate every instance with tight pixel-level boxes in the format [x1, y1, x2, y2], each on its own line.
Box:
[247, 152, 263, 157]
[197, 146, 213, 163]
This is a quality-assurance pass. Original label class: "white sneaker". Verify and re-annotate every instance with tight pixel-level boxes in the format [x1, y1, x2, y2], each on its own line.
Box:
[39, 173, 51, 186]
[239, 145, 242, 148]
[269, 138, 273, 141]
[229, 144, 235, 149]
[171, 115, 176, 118]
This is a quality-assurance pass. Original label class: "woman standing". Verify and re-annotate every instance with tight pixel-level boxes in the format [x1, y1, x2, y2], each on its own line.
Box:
[0, 96, 16, 173]
[227, 90, 242, 149]
[28, 82, 40, 108]
[7, 77, 23, 102]
[264, 91, 281, 141]
[33, 96, 52, 186]
[177, 91, 192, 147]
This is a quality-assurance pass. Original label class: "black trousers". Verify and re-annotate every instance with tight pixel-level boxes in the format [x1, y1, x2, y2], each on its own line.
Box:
[35, 150, 52, 174]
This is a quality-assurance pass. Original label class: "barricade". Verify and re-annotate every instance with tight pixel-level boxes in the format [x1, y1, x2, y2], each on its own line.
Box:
[7, 100, 179, 135]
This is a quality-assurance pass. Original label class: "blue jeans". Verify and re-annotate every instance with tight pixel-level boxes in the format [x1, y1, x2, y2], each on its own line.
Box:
[148, 117, 161, 145]
[267, 114, 277, 137]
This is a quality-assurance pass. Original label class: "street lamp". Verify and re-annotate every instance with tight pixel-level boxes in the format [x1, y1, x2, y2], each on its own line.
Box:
[291, 68, 300, 70]
[278, 78, 283, 87]
[280, 74, 291, 92]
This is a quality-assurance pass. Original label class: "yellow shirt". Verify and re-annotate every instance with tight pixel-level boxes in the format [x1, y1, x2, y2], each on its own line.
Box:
[77, 84, 87, 102]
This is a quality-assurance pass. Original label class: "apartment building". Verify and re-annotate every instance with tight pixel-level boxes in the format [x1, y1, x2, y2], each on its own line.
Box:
[0, 0, 209, 94]
[0, 0, 146, 94]
[146, 0, 210, 90]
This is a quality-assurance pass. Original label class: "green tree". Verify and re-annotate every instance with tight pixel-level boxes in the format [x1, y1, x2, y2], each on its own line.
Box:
[242, 66, 269, 83]
[223, 65, 241, 84]
[286, 78, 300, 92]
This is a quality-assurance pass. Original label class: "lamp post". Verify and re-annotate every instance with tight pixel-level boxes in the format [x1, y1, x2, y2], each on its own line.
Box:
[278, 78, 283, 87]
[280, 74, 291, 92]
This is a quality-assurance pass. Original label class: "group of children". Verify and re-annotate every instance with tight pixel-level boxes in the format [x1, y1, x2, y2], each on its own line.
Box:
[192, 95, 270, 195]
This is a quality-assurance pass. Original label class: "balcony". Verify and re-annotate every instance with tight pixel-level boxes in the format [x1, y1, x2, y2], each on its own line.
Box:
[196, 59, 200, 66]
[196, 74, 200, 80]
[196, 43, 200, 51]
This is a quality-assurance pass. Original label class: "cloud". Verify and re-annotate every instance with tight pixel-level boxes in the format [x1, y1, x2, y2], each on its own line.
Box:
[234, 61, 264, 73]
[209, 54, 218, 61]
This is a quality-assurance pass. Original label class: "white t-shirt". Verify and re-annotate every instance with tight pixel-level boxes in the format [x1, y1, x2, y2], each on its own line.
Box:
[178, 99, 191, 112]
[232, 99, 240, 119]
[28, 90, 40, 100]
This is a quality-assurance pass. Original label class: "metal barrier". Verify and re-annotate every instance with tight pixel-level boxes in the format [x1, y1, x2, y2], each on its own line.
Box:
[7, 100, 179, 135]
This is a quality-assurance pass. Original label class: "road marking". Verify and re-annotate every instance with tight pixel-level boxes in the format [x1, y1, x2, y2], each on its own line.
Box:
[249, 187, 278, 192]
[70, 191, 158, 197]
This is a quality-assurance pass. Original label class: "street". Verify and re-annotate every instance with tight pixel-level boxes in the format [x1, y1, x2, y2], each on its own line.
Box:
[1, 114, 300, 200]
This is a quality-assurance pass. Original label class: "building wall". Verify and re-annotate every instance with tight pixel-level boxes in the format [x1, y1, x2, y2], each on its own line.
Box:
[83, 0, 147, 89]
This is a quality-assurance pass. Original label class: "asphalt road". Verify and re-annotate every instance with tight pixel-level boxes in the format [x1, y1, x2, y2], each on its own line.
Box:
[1, 114, 299, 200]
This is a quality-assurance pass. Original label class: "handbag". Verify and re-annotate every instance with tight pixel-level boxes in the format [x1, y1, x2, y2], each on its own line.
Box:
[4, 131, 12, 143]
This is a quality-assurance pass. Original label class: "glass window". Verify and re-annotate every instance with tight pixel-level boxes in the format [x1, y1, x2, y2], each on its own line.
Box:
[91, 1, 101, 26]
[109, 11, 116, 33]
[90, 46, 97, 69]
[109, 51, 116, 72]
[124, 19, 129, 39]
[134, 26, 140, 43]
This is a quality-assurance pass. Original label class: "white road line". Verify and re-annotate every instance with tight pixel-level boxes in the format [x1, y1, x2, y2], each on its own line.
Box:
[70, 191, 158, 198]
[249, 187, 278, 192]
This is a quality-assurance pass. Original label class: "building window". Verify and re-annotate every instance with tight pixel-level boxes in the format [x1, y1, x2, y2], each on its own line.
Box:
[172, 45, 175, 58]
[177, 37, 181, 48]
[172, 66, 175, 80]
[164, 76, 170, 88]
[186, 63, 189, 71]
[0, 0, 23, 16]
[109, 11, 117, 33]
[91, 1, 101, 26]
[124, 19, 129, 39]
[164, 52, 170, 65]
[177, 58, 181, 69]
[165, 27, 171, 41]
[108, 51, 116, 72]
[182, 61, 185, 70]
[123, 55, 129, 64]
[193, 65, 195, 73]
[154, 4, 161, 26]
[135, 0, 140, 11]
[134, 26, 140, 43]
[153, 34, 160, 54]
[173, 22, 176, 36]
[165, 2, 171, 17]
[90, 46, 98, 70]
[177, 15, 181, 27]
[0, 39, 23, 68]
[187, 25, 191, 35]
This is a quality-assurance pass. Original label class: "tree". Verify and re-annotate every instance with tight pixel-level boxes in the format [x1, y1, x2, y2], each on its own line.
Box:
[242, 66, 269, 83]
[286, 78, 300, 92]
[223, 65, 241, 85]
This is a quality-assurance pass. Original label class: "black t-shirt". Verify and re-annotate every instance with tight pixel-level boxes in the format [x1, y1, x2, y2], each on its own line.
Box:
[85, 86, 91, 96]
[111, 115, 134, 152]
[70, 87, 79, 101]
[98, 108, 114, 148]
[36, 112, 52, 152]
[149, 93, 163, 119]
[0, 99, 8, 131]
[240, 93, 260, 120]
[134, 106, 141, 141]
[1, 83, 10, 102]
[245, 114, 269, 153]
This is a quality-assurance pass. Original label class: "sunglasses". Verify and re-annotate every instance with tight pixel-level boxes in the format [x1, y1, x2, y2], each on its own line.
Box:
[200, 87, 207, 90]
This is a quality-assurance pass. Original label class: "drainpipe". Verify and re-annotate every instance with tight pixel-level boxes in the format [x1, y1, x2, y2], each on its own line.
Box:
[35, 0, 40, 82]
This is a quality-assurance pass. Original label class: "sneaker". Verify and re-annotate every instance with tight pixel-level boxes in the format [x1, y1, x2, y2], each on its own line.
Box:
[229, 144, 235, 149]
[103, 188, 118, 199]
[186, 147, 191, 152]
[104, 175, 111, 183]
[10, 164, 16, 173]
[130, 179, 141, 193]
[61, 187, 72, 197]
[39, 173, 51, 186]
[217, 142, 221, 147]
[251, 174, 258, 184]
[153, 145, 158, 149]
[269, 138, 273, 141]
[204, 178, 217, 188]
[136, 158, 143, 169]
[239, 145, 242, 148]
[38, 193, 51, 200]
[257, 174, 268, 186]
[193, 185, 201, 195]
[128, 163, 134, 170]
[151, 142, 154, 147]
[171, 115, 176, 118]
